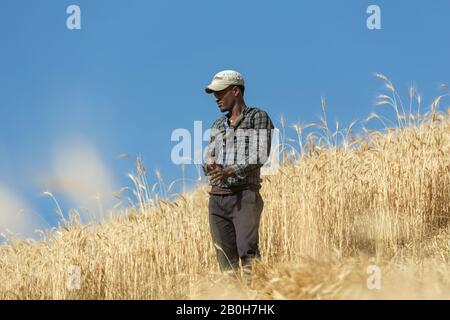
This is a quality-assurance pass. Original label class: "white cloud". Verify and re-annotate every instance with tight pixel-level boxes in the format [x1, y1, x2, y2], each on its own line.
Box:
[40, 137, 119, 221]
[0, 185, 39, 237]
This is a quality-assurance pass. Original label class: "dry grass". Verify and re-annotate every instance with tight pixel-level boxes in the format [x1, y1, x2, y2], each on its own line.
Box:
[1, 75, 450, 299]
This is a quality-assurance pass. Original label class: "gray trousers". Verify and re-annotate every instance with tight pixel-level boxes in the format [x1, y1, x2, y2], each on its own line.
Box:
[208, 189, 264, 272]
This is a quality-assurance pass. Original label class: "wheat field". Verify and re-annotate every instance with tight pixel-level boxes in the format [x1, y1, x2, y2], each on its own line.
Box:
[1, 75, 450, 299]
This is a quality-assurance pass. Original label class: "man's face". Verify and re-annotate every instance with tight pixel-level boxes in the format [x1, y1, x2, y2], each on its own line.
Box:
[213, 86, 236, 113]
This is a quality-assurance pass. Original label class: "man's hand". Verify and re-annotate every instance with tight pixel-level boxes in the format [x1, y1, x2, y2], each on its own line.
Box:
[210, 166, 236, 185]
[205, 163, 219, 174]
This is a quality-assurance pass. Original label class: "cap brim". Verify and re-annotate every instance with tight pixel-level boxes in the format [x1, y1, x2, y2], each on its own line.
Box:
[204, 82, 230, 94]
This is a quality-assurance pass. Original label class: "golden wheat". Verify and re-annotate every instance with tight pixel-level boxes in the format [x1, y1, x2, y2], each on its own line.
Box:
[1, 77, 450, 299]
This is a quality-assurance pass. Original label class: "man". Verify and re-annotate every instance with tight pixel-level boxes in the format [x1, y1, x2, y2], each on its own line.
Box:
[202, 70, 274, 274]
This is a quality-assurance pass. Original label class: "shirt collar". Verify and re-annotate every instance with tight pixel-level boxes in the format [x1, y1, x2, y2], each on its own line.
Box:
[223, 105, 250, 124]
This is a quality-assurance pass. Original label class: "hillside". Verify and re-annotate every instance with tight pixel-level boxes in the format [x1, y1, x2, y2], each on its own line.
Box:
[2, 82, 450, 299]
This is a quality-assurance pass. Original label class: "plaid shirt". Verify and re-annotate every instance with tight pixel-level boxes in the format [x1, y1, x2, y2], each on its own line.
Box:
[203, 105, 274, 190]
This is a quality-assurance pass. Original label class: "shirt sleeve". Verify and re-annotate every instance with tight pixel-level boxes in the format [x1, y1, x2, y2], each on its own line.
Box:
[228, 110, 274, 179]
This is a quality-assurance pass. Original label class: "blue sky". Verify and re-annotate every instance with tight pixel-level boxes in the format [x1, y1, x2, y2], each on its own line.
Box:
[0, 0, 449, 236]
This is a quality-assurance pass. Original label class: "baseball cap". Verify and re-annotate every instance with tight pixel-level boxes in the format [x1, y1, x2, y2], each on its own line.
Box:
[204, 70, 245, 94]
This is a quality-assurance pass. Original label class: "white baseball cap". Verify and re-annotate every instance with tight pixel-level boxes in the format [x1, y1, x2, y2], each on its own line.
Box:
[205, 70, 245, 94]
